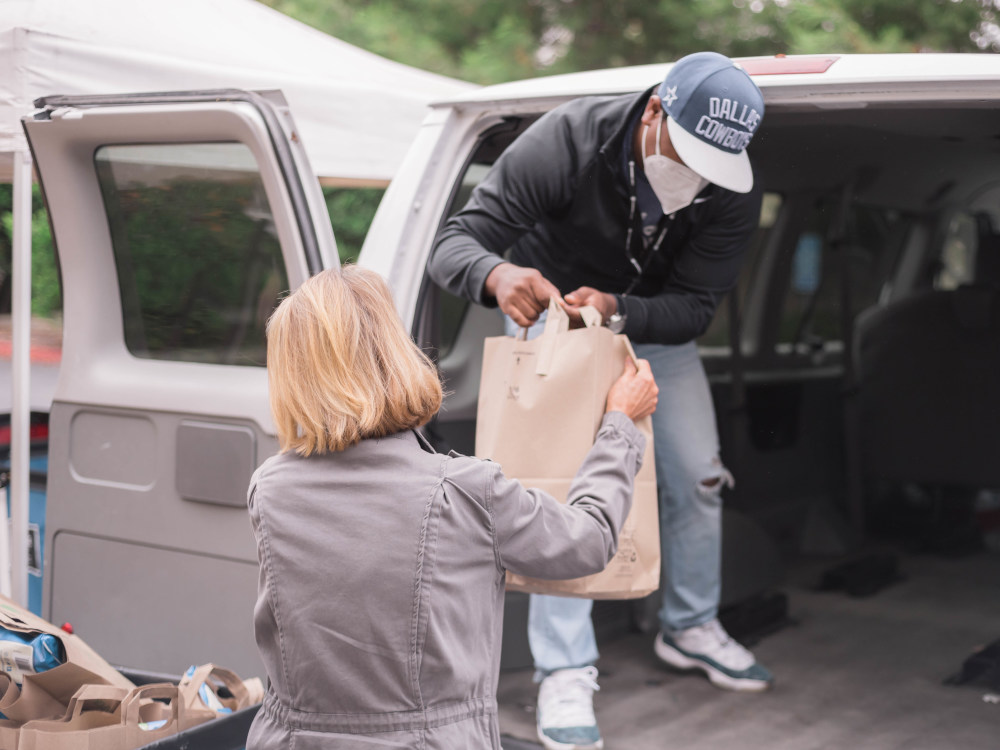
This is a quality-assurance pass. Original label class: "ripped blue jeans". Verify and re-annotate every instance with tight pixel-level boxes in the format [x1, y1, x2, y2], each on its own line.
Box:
[504, 316, 731, 676]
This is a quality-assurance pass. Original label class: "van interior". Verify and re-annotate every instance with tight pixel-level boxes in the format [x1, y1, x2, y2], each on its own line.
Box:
[415, 100, 1000, 747]
[21, 87, 998, 748]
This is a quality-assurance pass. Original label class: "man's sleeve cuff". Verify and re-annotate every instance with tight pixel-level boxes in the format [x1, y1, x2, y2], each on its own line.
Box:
[471, 255, 508, 307]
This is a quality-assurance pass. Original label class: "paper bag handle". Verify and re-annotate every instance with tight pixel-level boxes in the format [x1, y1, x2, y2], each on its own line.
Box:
[579, 302, 641, 368]
[536, 298, 570, 376]
[0, 673, 18, 712]
[578, 306, 603, 329]
[517, 303, 601, 339]
[243, 676, 265, 705]
[179, 663, 251, 711]
[65, 684, 130, 720]
[532, 297, 639, 375]
[535, 299, 633, 375]
[124, 684, 180, 728]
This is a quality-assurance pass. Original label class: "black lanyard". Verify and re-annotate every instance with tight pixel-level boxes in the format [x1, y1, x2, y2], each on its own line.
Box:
[623, 159, 671, 296]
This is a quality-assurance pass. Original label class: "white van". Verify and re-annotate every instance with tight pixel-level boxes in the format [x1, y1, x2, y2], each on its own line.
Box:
[22, 54, 1000, 745]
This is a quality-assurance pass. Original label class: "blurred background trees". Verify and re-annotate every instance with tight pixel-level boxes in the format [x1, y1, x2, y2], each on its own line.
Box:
[261, 0, 999, 85]
[260, 0, 999, 266]
[2, 0, 998, 318]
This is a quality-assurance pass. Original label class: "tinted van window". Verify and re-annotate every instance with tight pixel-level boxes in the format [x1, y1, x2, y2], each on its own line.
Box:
[934, 211, 978, 290]
[698, 192, 782, 354]
[775, 199, 906, 354]
[95, 143, 288, 366]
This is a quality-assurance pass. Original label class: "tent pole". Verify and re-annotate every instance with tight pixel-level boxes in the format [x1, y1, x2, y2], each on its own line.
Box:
[10, 148, 32, 608]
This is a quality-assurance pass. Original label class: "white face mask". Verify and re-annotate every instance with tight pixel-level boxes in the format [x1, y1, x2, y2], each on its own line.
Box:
[642, 117, 709, 215]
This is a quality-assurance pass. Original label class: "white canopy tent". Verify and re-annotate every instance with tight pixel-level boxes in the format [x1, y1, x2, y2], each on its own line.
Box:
[0, 0, 472, 184]
[0, 0, 474, 607]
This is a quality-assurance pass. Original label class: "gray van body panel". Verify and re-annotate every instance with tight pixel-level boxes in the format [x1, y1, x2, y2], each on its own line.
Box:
[24, 92, 336, 678]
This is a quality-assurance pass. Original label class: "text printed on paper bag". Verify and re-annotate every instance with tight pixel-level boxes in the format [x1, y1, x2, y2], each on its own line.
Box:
[610, 533, 639, 577]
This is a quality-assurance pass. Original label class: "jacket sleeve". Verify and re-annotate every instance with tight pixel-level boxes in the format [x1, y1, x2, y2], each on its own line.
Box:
[427, 110, 581, 306]
[616, 185, 762, 344]
[485, 411, 645, 579]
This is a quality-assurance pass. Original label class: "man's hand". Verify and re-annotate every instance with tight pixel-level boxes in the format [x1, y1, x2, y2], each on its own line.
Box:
[606, 358, 658, 421]
[484, 263, 563, 328]
[564, 286, 617, 328]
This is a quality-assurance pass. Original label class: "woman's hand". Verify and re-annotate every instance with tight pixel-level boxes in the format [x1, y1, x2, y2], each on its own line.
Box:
[606, 358, 658, 420]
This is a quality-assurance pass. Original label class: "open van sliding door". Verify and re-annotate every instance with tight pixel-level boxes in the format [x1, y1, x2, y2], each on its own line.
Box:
[22, 91, 337, 678]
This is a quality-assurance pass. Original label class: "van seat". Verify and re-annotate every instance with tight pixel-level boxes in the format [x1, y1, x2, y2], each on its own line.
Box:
[854, 217, 1000, 488]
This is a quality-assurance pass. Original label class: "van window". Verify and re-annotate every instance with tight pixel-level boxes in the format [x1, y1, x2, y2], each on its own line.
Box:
[698, 192, 782, 354]
[934, 212, 977, 290]
[95, 143, 288, 366]
[437, 164, 494, 359]
[775, 199, 906, 354]
[432, 119, 538, 359]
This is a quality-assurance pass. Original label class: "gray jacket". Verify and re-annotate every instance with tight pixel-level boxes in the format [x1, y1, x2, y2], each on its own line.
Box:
[246, 411, 645, 749]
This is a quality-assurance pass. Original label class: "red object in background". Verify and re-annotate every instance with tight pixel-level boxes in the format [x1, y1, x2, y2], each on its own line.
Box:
[0, 341, 61, 365]
[0, 422, 49, 447]
[737, 55, 840, 76]
[60, 622, 74, 635]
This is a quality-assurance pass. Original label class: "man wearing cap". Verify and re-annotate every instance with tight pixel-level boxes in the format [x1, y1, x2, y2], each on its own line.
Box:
[428, 51, 773, 750]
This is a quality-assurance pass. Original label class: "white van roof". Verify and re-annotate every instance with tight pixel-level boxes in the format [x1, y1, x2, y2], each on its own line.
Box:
[435, 53, 1000, 108]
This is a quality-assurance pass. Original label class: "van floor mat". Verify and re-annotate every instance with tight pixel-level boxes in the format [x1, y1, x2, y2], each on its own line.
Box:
[499, 554, 1000, 747]
[816, 552, 904, 597]
[718, 591, 794, 647]
[869, 485, 985, 557]
[944, 638, 1000, 691]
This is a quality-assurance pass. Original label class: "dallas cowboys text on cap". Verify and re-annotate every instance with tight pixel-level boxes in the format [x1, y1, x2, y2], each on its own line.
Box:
[656, 51, 765, 192]
[659, 52, 764, 155]
[696, 97, 762, 151]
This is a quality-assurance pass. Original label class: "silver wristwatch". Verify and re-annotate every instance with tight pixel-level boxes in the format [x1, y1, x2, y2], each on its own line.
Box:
[606, 312, 627, 334]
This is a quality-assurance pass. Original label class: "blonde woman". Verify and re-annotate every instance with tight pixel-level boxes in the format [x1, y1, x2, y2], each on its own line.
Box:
[247, 266, 657, 749]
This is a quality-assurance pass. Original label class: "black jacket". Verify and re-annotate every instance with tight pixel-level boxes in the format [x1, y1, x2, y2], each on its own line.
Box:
[428, 87, 761, 345]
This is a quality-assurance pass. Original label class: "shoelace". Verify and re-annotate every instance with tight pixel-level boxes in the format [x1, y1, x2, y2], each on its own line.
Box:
[680, 620, 755, 671]
[538, 667, 600, 728]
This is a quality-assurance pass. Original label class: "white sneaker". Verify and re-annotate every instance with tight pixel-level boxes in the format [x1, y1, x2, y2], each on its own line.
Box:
[535, 666, 604, 750]
[654, 619, 774, 692]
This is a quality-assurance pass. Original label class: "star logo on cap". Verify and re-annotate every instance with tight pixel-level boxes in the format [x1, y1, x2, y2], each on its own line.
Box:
[663, 85, 678, 107]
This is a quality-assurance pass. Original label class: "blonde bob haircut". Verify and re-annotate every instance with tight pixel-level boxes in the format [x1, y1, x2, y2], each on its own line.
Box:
[267, 266, 443, 455]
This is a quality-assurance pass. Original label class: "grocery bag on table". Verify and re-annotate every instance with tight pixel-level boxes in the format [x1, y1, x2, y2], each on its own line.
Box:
[0, 594, 134, 724]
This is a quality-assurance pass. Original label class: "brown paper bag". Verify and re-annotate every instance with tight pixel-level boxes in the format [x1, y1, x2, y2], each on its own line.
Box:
[476, 300, 660, 599]
[0, 718, 18, 750]
[18, 683, 184, 750]
[243, 677, 265, 705]
[177, 663, 255, 726]
[0, 595, 134, 724]
[0, 673, 21, 750]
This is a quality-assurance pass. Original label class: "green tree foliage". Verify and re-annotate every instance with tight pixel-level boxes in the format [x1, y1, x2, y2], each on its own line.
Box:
[324, 188, 385, 265]
[0, 184, 60, 318]
[0, 180, 384, 326]
[260, 0, 997, 84]
[97, 174, 287, 365]
[0, 0, 994, 325]
[259, 0, 551, 83]
[765, 0, 989, 54]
